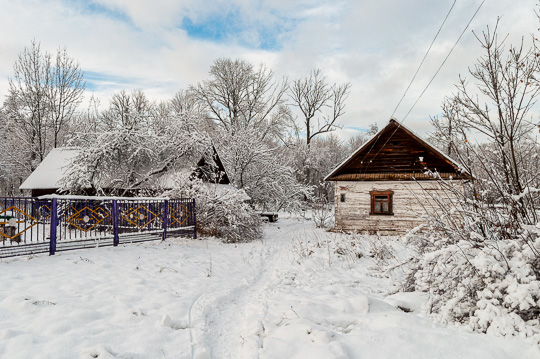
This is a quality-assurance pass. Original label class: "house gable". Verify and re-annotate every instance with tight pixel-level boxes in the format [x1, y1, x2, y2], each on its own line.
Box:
[194, 146, 230, 185]
[325, 119, 470, 181]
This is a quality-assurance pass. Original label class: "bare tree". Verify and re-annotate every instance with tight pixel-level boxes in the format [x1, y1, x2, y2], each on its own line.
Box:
[48, 47, 85, 147]
[190, 58, 289, 139]
[3, 41, 85, 170]
[449, 22, 539, 193]
[101, 89, 153, 130]
[430, 19, 540, 227]
[289, 69, 351, 146]
[171, 89, 204, 116]
[346, 122, 378, 153]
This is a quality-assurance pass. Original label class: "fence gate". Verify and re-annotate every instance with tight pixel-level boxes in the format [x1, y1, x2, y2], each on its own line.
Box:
[0, 196, 196, 259]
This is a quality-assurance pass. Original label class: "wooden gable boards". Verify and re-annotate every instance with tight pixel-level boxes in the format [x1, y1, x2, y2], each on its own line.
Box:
[325, 119, 470, 181]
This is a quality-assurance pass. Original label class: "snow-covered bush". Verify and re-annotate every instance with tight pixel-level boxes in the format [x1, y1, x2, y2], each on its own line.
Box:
[166, 174, 262, 243]
[311, 198, 334, 228]
[408, 229, 540, 341]
[405, 177, 540, 343]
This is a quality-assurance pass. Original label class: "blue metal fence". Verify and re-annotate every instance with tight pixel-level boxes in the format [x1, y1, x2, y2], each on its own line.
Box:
[0, 196, 196, 258]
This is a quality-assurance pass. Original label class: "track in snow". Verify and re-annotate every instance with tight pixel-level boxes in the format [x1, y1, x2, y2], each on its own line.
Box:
[191, 220, 306, 359]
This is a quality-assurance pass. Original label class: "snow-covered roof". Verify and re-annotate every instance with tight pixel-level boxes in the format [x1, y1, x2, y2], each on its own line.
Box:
[20, 146, 232, 192]
[19, 148, 80, 190]
[203, 183, 251, 202]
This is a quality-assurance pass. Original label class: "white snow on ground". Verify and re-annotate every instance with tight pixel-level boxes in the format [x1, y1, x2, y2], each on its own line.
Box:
[1, 216, 539, 359]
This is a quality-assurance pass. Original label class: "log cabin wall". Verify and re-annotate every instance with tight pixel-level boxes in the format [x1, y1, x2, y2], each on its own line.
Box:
[334, 180, 463, 234]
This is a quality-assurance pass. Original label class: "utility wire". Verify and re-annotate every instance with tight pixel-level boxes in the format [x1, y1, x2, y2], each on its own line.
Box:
[400, 0, 485, 124]
[357, 0, 457, 167]
[389, 0, 457, 121]
[363, 0, 485, 170]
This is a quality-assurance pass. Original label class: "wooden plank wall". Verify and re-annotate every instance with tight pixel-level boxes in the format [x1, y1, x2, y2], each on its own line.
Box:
[334, 180, 463, 234]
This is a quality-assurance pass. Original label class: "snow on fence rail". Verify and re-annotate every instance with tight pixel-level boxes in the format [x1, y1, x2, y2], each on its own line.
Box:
[0, 196, 196, 258]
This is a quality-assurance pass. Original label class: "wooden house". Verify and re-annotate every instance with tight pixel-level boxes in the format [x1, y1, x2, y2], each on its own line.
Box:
[324, 119, 470, 234]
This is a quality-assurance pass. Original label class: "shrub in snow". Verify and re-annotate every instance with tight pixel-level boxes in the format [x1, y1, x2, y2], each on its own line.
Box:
[290, 229, 403, 271]
[408, 231, 540, 341]
[311, 197, 334, 229]
[408, 26, 540, 340]
[166, 174, 262, 243]
[405, 177, 540, 343]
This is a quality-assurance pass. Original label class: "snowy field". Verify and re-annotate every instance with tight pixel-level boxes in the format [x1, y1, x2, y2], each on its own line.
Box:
[1, 217, 539, 359]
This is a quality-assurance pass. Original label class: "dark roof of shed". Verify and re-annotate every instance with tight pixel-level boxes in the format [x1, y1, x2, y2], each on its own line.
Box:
[325, 119, 471, 181]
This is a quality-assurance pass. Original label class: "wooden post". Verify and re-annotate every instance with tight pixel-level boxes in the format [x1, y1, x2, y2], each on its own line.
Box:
[192, 199, 197, 239]
[49, 198, 57, 255]
[112, 200, 119, 246]
[162, 199, 168, 241]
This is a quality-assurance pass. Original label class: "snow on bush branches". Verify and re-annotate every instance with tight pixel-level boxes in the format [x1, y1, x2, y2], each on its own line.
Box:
[409, 231, 540, 341]
[166, 174, 262, 243]
[405, 179, 540, 343]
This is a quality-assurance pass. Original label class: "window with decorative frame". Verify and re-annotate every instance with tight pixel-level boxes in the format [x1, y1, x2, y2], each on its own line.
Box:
[369, 190, 394, 215]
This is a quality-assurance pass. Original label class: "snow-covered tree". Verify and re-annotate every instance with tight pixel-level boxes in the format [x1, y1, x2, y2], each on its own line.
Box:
[217, 127, 312, 212]
[2, 41, 85, 170]
[190, 58, 309, 211]
[287, 134, 346, 201]
[191, 58, 290, 138]
[61, 90, 210, 196]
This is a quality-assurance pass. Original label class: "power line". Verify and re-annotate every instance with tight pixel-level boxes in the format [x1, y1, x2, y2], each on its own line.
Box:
[400, 0, 485, 124]
[362, 0, 485, 170]
[358, 0, 458, 167]
[389, 0, 457, 121]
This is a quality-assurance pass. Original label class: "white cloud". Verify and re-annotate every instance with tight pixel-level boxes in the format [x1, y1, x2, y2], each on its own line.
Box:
[0, 0, 539, 141]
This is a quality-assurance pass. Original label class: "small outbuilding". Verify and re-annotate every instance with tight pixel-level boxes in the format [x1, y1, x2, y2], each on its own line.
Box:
[325, 119, 470, 234]
[20, 146, 231, 197]
[19, 148, 80, 197]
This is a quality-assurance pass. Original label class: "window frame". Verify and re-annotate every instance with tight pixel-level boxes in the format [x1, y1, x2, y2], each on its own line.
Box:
[369, 190, 394, 215]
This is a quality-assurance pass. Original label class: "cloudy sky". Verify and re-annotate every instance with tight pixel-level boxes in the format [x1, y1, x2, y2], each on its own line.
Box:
[0, 0, 538, 139]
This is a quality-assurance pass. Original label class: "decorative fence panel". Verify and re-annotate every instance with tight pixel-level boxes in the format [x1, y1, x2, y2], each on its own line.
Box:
[0, 196, 196, 259]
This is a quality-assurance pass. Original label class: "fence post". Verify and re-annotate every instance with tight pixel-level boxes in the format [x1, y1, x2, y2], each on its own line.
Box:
[192, 199, 197, 239]
[163, 199, 168, 241]
[49, 198, 57, 255]
[112, 200, 119, 246]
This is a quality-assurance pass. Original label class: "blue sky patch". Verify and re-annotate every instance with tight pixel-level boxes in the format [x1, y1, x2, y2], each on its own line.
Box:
[181, 10, 292, 50]
[182, 12, 238, 43]
[77, 1, 134, 27]
[345, 126, 372, 132]
[84, 71, 132, 92]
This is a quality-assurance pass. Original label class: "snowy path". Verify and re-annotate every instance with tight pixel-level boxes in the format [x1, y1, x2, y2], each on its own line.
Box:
[193, 219, 307, 358]
[0, 217, 539, 359]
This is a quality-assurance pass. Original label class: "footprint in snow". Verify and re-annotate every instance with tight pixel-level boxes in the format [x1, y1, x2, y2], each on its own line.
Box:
[25, 298, 56, 306]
